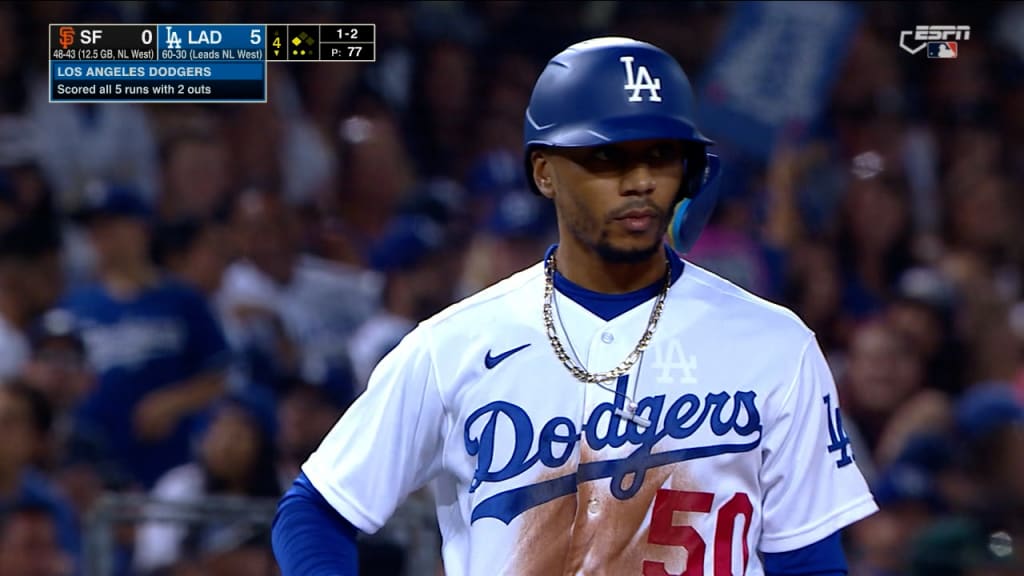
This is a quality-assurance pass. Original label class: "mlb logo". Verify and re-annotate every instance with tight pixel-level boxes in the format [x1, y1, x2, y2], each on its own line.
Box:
[928, 41, 958, 58]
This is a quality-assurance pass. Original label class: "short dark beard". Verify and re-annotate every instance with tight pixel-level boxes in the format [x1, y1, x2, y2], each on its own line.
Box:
[562, 193, 671, 264]
[593, 236, 665, 263]
[592, 208, 671, 263]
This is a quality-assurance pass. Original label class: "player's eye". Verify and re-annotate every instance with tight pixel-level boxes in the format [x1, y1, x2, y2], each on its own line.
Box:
[648, 143, 682, 163]
[590, 147, 617, 163]
[573, 146, 625, 172]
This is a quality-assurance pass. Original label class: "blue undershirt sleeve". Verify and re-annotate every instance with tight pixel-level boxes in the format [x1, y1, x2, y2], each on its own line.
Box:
[762, 531, 848, 576]
[272, 471, 360, 576]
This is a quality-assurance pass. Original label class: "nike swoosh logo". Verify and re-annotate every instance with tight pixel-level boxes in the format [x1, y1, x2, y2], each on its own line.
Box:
[484, 344, 531, 369]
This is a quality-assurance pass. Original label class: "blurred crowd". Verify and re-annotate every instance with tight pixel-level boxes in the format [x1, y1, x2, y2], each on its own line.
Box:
[0, 1, 1022, 575]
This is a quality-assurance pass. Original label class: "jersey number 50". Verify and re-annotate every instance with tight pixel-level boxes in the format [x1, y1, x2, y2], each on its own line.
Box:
[642, 489, 753, 576]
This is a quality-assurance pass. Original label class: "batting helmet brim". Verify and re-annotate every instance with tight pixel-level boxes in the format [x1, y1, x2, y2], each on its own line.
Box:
[525, 112, 714, 150]
[524, 113, 715, 199]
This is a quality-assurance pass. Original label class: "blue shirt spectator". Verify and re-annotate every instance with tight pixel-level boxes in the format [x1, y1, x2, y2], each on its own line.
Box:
[0, 381, 81, 573]
[64, 279, 231, 489]
[62, 183, 230, 489]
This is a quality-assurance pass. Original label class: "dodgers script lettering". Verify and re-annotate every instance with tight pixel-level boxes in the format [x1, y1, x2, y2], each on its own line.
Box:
[464, 375, 762, 524]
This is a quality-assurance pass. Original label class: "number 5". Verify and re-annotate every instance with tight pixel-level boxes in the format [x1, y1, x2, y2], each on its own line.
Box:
[642, 489, 753, 576]
[251, 28, 262, 45]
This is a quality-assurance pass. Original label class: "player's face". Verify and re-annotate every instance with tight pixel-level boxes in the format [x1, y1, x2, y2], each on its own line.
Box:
[533, 139, 684, 263]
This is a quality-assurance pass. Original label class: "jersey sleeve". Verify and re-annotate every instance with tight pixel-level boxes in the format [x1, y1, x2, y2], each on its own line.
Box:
[758, 334, 878, 553]
[301, 323, 446, 535]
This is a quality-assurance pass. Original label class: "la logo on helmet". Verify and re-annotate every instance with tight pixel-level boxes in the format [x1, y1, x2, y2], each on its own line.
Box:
[620, 56, 662, 102]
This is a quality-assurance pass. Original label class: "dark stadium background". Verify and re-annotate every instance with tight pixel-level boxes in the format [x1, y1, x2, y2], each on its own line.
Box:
[0, 2, 1022, 575]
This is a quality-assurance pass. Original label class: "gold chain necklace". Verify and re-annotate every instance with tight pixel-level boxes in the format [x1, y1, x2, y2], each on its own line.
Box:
[543, 250, 671, 384]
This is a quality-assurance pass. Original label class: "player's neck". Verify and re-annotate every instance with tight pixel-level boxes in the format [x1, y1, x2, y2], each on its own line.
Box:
[553, 241, 667, 295]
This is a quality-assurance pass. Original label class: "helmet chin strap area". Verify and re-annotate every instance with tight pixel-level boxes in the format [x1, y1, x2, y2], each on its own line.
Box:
[668, 153, 722, 255]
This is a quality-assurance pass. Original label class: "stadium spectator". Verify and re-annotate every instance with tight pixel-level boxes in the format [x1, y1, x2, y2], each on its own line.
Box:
[953, 383, 1024, 536]
[0, 381, 79, 572]
[0, 1, 1019, 572]
[908, 516, 1023, 576]
[331, 113, 416, 262]
[405, 39, 476, 180]
[783, 240, 848, 358]
[30, 97, 159, 215]
[458, 188, 556, 296]
[19, 309, 94, 464]
[0, 500, 72, 576]
[157, 132, 233, 223]
[0, 221, 64, 380]
[885, 275, 966, 396]
[133, 391, 280, 575]
[836, 172, 916, 322]
[347, 214, 450, 393]
[152, 216, 234, 298]
[62, 183, 231, 489]
[275, 382, 348, 488]
[218, 187, 378, 396]
[840, 318, 953, 468]
[685, 168, 779, 300]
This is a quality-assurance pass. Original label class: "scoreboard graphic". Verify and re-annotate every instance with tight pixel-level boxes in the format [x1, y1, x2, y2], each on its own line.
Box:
[49, 23, 376, 103]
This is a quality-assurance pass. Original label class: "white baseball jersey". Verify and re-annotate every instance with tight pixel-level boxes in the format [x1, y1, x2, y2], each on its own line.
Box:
[303, 254, 878, 575]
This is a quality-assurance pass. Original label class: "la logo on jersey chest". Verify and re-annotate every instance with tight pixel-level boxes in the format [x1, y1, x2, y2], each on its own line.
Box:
[620, 55, 662, 102]
[650, 339, 698, 386]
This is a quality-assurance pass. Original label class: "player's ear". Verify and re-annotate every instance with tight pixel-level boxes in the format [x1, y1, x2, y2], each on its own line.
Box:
[531, 151, 555, 199]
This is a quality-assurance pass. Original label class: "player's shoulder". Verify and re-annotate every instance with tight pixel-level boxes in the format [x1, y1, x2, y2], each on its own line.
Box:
[677, 260, 813, 345]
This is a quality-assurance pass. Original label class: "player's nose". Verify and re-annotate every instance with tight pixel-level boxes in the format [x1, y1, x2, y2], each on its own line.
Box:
[620, 162, 656, 196]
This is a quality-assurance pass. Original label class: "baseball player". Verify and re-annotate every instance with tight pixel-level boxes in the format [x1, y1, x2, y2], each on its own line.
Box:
[273, 37, 878, 575]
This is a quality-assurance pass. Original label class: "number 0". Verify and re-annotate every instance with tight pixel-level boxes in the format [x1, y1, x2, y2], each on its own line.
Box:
[141, 29, 152, 45]
[642, 489, 753, 576]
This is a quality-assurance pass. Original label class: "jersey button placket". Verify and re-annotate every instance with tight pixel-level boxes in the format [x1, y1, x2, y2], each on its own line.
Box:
[563, 323, 623, 572]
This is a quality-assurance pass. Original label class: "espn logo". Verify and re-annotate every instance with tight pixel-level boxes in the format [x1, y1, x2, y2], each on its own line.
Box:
[928, 42, 958, 58]
[899, 25, 970, 57]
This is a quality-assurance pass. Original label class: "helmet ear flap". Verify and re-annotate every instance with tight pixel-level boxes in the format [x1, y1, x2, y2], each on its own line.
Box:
[669, 153, 722, 255]
[679, 143, 708, 202]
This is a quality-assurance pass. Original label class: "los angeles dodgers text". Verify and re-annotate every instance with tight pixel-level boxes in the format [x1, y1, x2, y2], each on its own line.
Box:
[464, 375, 762, 524]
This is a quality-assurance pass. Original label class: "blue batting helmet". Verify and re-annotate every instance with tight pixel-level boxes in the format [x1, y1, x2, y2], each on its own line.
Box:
[523, 37, 722, 254]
